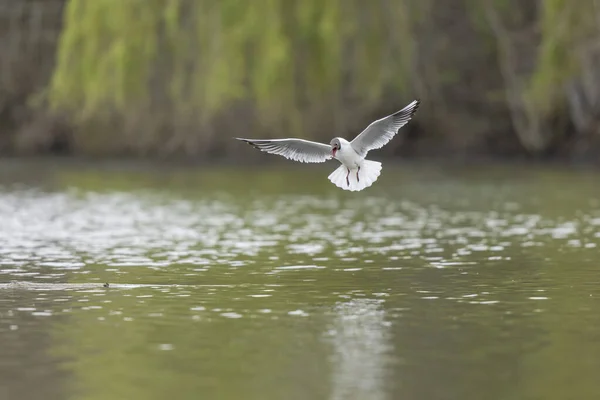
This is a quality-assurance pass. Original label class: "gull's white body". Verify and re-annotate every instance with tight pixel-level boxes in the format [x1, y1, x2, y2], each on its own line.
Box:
[235, 100, 420, 192]
[333, 138, 359, 167]
[328, 138, 382, 191]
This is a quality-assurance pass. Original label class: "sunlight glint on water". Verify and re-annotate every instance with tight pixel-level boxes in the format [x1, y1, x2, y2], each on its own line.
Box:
[1, 162, 600, 400]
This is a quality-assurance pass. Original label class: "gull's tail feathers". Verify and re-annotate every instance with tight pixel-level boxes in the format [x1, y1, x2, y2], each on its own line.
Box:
[327, 160, 382, 192]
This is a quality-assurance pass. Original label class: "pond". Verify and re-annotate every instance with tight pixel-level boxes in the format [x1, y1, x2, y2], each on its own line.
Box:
[1, 159, 600, 400]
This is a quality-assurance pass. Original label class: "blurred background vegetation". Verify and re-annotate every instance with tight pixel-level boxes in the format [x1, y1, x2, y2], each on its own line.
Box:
[0, 0, 599, 161]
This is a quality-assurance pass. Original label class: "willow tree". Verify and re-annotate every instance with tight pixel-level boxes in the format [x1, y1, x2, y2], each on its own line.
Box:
[35, 0, 600, 157]
[528, 0, 598, 110]
[476, 0, 600, 153]
[46, 0, 418, 154]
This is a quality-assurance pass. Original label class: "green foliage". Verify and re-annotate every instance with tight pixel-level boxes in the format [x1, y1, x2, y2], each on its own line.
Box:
[37, 0, 600, 156]
[528, 0, 598, 112]
[50, 0, 161, 118]
[48, 0, 415, 133]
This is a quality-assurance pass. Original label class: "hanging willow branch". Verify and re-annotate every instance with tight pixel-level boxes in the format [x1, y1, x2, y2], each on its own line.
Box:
[47, 0, 415, 131]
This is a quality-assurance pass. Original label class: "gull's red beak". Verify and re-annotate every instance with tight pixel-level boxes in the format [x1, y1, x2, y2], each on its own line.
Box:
[332, 148, 337, 157]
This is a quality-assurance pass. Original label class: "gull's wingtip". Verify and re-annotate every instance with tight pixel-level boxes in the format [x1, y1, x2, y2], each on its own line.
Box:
[393, 99, 421, 118]
[234, 137, 253, 145]
[404, 99, 420, 115]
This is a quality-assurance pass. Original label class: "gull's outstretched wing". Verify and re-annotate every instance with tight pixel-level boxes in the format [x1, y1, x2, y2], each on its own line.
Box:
[235, 138, 332, 163]
[350, 100, 420, 157]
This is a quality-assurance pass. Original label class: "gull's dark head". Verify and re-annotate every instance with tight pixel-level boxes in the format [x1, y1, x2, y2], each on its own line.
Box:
[330, 138, 341, 157]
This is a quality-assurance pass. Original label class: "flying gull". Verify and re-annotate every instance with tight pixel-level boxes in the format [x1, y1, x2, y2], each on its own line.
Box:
[235, 100, 420, 191]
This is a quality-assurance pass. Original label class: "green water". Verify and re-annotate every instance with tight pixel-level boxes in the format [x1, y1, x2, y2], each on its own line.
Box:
[1, 160, 600, 400]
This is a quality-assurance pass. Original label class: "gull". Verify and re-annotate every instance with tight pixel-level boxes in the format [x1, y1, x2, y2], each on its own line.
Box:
[235, 99, 420, 191]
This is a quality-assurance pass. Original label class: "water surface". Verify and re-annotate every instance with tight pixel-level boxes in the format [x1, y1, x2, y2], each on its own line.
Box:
[1, 160, 600, 400]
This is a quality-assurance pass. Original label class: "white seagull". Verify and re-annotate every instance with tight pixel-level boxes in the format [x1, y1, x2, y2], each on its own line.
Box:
[235, 99, 420, 191]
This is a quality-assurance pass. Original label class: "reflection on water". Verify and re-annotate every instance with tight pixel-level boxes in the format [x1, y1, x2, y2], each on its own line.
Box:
[1, 160, 600, 399]
[329, 299, 391, 400]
